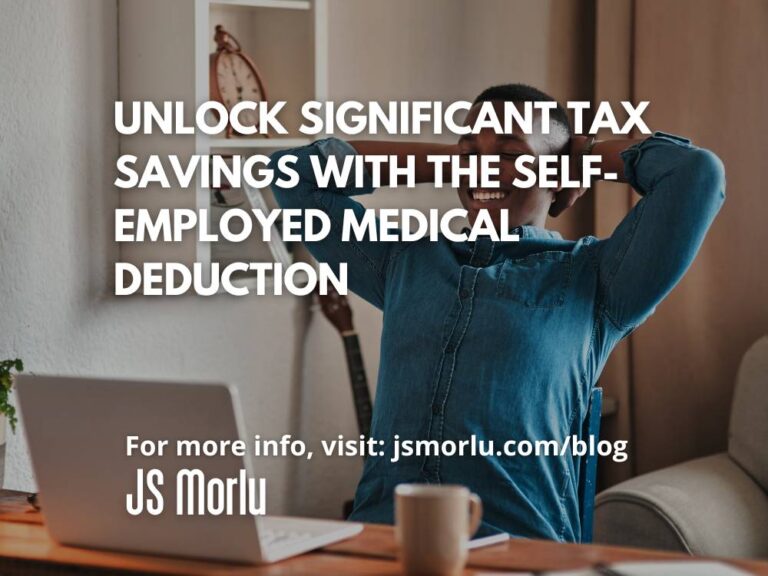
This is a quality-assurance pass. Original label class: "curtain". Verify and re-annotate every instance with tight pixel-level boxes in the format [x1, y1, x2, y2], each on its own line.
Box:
[595, 0, 768, 483]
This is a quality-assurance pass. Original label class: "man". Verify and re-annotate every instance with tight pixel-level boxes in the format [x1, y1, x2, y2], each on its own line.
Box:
[271, 84, 725, 541]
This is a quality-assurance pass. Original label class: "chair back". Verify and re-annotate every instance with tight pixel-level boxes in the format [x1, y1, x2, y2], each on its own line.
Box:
[578, 386, 603, 543]
[729, 336, 768, 493]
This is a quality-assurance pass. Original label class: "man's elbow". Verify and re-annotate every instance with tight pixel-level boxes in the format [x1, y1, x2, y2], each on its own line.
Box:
[685, 148, 726, 208]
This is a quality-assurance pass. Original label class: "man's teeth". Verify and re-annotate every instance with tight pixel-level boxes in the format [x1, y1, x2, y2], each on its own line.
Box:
[470, 190, 508, 202]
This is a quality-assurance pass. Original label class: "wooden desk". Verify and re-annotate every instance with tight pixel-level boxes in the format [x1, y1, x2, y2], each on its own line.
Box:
[2, 491, 767, 575]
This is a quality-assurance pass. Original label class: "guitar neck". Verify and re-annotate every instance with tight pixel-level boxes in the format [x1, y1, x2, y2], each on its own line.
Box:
[342, 333, 373, 439]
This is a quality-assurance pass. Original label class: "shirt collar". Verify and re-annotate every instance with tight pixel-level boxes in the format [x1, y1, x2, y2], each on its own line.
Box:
[460, 225, 563, 242]
[518, 225, 563, 241]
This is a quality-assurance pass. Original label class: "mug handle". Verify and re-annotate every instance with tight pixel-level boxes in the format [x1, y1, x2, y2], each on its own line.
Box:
[467, 493, 483, 537]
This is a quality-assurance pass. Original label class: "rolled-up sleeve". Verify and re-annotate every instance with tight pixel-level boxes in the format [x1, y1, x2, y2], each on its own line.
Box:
[596, 132, 726, 331]
[270, 138, 390, 309]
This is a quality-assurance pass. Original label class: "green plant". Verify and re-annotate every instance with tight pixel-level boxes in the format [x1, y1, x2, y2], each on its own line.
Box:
[0, 359, 23, 433]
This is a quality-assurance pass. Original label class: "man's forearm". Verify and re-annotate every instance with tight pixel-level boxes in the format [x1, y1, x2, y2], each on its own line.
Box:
[589, 132, 725, 328]
[572, 136, 636, 184]
[347, 137, 643, 189]
[348, 140, 458, 185]
[591, 138, 636, 183]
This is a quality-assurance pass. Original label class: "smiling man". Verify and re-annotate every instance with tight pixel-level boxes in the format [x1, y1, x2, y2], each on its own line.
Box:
[270, 84, 725, 541]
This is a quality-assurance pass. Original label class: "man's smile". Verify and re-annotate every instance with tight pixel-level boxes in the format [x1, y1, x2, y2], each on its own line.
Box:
[466, 188, 512, 206]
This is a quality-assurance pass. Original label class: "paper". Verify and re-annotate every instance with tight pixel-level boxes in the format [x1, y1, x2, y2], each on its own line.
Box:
[468, 532, 511, 549]
[608, 561, 751, 576]
[475, 560, 751, 576]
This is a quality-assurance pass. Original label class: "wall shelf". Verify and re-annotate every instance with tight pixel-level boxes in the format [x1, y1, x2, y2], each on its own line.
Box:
[119, 0, 327, 289]
[208, 137, 312, 150]
[211, 0, 311, 10]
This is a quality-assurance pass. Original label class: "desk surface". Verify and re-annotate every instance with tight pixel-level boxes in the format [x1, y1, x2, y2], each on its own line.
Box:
[1, 491, 767, 575]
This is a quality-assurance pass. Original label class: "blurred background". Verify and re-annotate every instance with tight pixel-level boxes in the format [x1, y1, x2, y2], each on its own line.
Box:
[0, 0, 766, 540]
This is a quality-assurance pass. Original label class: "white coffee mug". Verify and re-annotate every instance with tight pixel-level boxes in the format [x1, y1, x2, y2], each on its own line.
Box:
[395, 484, 483, 576]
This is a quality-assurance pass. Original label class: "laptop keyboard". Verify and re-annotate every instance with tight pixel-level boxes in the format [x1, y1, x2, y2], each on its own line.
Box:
[260, 528, 314, 548]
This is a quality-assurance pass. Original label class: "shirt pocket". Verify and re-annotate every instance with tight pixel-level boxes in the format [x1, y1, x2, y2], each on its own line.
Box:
[496, 251, 572, 308]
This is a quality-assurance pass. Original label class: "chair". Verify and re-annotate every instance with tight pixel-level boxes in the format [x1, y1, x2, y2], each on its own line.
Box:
[593, 336, 768, 558]
[579, 386, 603, 543]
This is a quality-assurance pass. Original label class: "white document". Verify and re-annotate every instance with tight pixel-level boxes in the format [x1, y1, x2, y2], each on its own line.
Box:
[468, 532, 510, 549]
[475, 560, 751, 576]
[606, 561, 751, 576]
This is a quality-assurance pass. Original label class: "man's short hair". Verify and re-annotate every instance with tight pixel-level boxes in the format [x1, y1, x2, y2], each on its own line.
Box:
[474, 83, 572, 153]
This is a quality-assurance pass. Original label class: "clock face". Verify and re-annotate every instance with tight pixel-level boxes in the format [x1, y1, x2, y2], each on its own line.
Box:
[216, 52, 264, 126]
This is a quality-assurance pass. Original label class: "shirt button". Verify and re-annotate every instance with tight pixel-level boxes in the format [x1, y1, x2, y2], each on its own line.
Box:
[459, 289, 470, 299]
[445, 344, 455, 354]
[432, 404, 440, 415]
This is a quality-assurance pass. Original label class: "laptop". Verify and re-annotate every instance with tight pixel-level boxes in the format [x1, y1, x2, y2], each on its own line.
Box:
[15, 375, 363, 564]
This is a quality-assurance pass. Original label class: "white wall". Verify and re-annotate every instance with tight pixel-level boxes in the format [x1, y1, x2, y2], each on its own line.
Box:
[0, 0, 303, 514]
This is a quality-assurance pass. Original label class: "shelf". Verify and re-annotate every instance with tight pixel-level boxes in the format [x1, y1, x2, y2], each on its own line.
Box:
[207, 2, 315, 136]
[118, 0, 325, 272]
[211, 0, 311, 10]
[208, 137, 311, 149]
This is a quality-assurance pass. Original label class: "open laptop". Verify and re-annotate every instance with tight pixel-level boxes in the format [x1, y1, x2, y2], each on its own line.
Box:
[15, 375, 363, 564]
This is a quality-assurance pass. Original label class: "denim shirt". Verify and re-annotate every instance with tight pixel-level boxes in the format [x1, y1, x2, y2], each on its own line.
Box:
[271, 133, 725, 541]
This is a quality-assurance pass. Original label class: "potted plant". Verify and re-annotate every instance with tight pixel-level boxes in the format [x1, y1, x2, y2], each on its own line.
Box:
[0, 359, 23, 446]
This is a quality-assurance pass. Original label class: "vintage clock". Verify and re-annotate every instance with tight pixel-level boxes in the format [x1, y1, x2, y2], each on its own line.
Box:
[209, 25, 269, 138]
